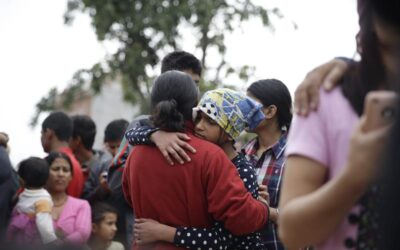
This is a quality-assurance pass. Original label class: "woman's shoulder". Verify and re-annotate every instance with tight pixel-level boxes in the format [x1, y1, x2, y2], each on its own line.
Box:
[318, 86, 349, 107]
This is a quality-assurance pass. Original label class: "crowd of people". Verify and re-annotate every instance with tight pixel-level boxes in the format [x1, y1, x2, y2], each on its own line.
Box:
[1, 0, 400, 249]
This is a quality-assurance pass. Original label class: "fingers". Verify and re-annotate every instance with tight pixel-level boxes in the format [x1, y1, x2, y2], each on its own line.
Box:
[258, 184, 268, 192]
[167, 145, 184, 164]
[161, 149, 174, 166]
[308, 83, 320, 111]
[295, 59, 337, 116]
[294, 84, 310, 116]
[135, 218, 148, 223]
[172, 143, 191, 163]
[323, 59, 348, 90]
[176, 133, 191, 141]
[178, 140, 196, 154]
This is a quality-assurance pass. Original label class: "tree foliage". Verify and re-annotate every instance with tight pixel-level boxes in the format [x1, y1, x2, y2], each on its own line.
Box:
[31, 0, 280, 126]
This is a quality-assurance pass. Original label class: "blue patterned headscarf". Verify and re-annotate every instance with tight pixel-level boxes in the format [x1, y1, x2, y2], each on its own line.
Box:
[192, 88, 265, 140]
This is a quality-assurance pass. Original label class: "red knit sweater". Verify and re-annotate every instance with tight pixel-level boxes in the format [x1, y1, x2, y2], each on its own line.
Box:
[122, 124, 268, 250]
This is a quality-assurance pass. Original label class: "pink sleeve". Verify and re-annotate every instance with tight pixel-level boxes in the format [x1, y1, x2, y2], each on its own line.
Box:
[286, 104, 329, 167]
[64, 200, 92, 244]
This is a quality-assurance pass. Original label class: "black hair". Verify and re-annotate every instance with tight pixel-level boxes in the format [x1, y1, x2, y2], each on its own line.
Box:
[104, 119, 129, 142]
[341, 0, 400, 116]
[379, 110, 400, 249]
[247, 79, 293, 130]
[151, 70, 199, 132]
[41, 111, 73, 142]
[91, 202, 118, 224]
[161, 51, 202, 76]
[71, 115, 96, 150]
[17, 157, 49, 189]
[44, 151, 73, 176]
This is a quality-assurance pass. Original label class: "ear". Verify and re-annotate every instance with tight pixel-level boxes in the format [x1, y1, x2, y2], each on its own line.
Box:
[264, 105, 278, 119]
[46, 128, 54, 139]
[92, 223, 98, 233]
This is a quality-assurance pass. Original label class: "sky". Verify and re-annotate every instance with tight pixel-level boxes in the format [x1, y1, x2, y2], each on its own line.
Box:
[0, 0, 358, 165]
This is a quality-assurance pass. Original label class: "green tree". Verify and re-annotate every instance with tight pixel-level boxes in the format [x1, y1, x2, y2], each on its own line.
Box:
[31, 0, 281, 126]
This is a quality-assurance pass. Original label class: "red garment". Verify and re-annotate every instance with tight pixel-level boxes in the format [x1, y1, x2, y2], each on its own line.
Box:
[123, 124, 268, 250]
[59, 147, 84, 198]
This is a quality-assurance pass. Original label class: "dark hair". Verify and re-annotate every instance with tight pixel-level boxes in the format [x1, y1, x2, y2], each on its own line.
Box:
[247, 79, 293, 130]
[161, 51, 202, 76]
[17, 157, 49, 189]
[71, 115, 96, 150]
[379, 112, 400, 249]
[41, 112, 73, 142]
[151, 71, 199, 132]
[341, 0, 400, 116]
[92, 202, 118, 224]
[44, 151, 73, 176]
[104, 119, 129, 142]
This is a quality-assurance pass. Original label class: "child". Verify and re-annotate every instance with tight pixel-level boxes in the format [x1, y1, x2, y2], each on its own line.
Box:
[88, 202, 124, 250]
[125, 88, 267, 249]
[7, 157, 57, 245]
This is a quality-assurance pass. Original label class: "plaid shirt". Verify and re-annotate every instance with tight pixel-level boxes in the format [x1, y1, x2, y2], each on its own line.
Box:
[243, 133, 287, 250]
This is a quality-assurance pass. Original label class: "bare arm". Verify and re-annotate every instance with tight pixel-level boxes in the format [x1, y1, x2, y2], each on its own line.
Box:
[125, 125, 196, 165]
[279, 117, 390, 249]
[278, 156, 364, 249]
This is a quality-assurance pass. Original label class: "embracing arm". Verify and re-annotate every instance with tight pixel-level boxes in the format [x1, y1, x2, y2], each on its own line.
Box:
[125, 125, 158, 146]
[295, 58, 353, 116]
[35, 200, 58, 244]
[135, 219, 232, 249]
[125, 124, 196, 165]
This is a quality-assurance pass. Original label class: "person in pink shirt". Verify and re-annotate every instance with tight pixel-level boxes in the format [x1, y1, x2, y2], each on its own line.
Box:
[278, 0, 400, 249]
[44, 152, 92, 246]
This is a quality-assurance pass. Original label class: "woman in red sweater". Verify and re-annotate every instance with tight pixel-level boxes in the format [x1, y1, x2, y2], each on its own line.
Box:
[122, 71, 269, 250]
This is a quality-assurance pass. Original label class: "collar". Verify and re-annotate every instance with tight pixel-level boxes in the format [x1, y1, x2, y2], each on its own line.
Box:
[243, 132, 287, 159]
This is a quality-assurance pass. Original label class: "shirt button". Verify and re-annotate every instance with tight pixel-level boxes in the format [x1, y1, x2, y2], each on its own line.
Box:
[344, 238, 355, 248]
[348, 213, 359, 224]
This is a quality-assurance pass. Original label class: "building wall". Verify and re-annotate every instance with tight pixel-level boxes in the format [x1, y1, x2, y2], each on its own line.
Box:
[91, 80, 139, 150]
[67, 79, 139, 150]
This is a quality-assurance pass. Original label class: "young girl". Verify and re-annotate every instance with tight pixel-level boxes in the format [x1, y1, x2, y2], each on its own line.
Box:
[125, 88, 268, 249]
[278, 0, 400, 249]
[7, 157, 57, 245]
[88, 202, 124, 250]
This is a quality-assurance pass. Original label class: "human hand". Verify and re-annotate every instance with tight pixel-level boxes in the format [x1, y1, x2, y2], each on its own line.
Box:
[295, 58, 349, 116]
[346, 116, 391, 192]
[134, 218, 174, 245]
[150, 130, 196, 165]
[258, 184, 270, 204]
[99, 172, 111, 192]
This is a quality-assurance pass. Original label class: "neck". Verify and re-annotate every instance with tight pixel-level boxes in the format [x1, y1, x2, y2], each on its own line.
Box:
[75, 148, 94, 164]
[89, 237, 110, 250]
[49, 191, 68, 204]
[256, 122, 282, 150]
[221, 142, 238, 160]
[51, 140, 69, 152]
